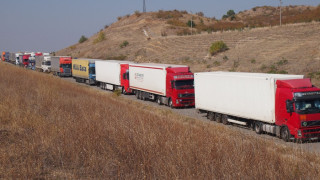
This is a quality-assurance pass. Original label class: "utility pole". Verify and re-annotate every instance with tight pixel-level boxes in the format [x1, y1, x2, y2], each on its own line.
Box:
[143, 0, 146, 13]
[279, 0, 282, 26]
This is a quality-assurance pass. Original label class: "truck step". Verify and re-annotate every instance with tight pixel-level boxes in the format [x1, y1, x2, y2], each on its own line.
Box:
[227, 119, 247, 126]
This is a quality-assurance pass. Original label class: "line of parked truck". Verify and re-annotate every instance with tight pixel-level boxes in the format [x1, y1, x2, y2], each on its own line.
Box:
[2, 52, 320, 142]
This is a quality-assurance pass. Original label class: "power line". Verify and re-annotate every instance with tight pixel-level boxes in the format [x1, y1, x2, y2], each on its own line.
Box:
[143, 0, 146, 13]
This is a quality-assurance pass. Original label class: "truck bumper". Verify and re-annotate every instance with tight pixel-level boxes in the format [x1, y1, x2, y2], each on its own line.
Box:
[174, 98, 195, 108]
[59, 73, 72, 77]
[299, 127, 320, 139]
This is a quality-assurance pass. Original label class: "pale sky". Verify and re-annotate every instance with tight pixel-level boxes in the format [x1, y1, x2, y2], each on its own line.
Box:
[0, 0, 319, 52]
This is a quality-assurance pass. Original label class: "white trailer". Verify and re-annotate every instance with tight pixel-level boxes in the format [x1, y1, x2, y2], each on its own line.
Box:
[129, 64, 189, 96]
[95, 60, 133, 91]
[195, 72, 304, 124]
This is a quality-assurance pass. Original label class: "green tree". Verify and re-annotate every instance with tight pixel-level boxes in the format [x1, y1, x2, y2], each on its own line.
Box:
[187, 20, 196, 27]
[78, 35, 88, 43]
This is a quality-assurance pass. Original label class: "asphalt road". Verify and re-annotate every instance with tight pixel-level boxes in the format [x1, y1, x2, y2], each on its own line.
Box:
[61, 76, 320, 154]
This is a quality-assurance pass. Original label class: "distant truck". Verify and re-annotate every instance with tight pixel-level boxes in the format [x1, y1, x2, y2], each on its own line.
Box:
[51, 56, 72, 77]
[129, 63, 195, 108]
[72, 59, 96, 85]
[15, 53, 23, 65]
[95, 60, 133, 94]
[18, 54, 31, 67]
[195, 72, 320, 141]
[35, 56, 51, 72]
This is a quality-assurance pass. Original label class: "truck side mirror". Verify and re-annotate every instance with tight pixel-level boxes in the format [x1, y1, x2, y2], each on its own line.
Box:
[286, 100, 294, 113]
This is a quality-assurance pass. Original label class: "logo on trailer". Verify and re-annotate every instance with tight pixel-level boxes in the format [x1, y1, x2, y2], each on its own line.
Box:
[135, 73, 144, 82]
[73, 64, 87, 72]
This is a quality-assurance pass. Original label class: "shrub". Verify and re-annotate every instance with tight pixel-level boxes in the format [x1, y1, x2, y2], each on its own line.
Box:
[93, 31, 105, 44]
[187, 20, 196, 27]
[161, 31, 167, 37]
[209, 41, 228, 56]
[68, 45, 77, 50]
[120, 41, 129, 48]
[276, 58, 288, 66]
[196, 12, 204, 17]
[213, 61, 221, 66]
[78, 35, 88, 43]
[113, 89, 122, 97]
[177, 29, 192, 36]
[250, 59, 256, 64]
[167, 19, 187, 27]
[117, 16, 122, 21]
[134, 10, 141, 17]
[223, 56, 229, 61]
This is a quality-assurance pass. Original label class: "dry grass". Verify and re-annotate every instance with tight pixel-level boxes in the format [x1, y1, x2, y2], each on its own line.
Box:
[1, 62, 320, 179]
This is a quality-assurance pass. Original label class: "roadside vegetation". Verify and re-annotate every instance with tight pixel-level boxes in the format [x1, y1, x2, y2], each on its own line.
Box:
[1, 63, 320, 179]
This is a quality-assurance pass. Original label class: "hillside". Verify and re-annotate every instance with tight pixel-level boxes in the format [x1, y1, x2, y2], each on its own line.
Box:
[57, 6, 320, 84]
[1, 62, 320, 178]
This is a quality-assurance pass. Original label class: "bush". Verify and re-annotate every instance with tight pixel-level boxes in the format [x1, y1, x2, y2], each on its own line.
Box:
[78, 35, 88, 43]
[177, 29, 192, 36]
[106, 55, 127, 60]
[209, 41, 229, 56]
[196, 12, 204, 17]
[120, 41, 129, 48]
[93, 31, 105, 44]
[250, 59, 256, 64]
[134, 10, 141, 17]
[187, 20, 196, 27]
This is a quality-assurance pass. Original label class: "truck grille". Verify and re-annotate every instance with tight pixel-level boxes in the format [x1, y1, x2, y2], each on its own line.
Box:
[301, 120, 320, 127]
[180, 99, 194, 105]
[64, 68, 71, 73]
[304, 133, 320, 138]
[179, 93, 194, 98]
[303, 128, 320, 133]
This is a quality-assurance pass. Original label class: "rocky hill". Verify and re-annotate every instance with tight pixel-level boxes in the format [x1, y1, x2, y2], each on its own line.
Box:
[57, 6, 320, 85]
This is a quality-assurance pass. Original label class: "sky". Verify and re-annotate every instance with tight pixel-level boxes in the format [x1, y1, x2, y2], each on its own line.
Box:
[0, 0, 319, 53]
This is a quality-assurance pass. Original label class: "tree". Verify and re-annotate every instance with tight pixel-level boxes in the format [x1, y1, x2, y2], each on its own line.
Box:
[222, 9, 236, 20]
[187, 20, 196, 27]
[78, 35, 88, 43]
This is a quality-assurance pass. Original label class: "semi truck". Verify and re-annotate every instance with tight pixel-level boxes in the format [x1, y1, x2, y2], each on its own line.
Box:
[15, 53, 23, 65]
[35, 56, 51, 72]
[72, 59, 96, 85]
[129, 63, 195, 108]
[95, 60, 133, 93]
[51, 56, 72, 77]
[18, 54, 30, 67]
[195, 72, 320, 141]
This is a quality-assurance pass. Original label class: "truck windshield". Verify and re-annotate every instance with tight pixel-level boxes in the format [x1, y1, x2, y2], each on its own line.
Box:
[61, 64, 71, 69]
[174, 80, 194, 90]
[44, 61, 51, 66]
[89, 67, 95, 74]
[295, 99, 320, 114]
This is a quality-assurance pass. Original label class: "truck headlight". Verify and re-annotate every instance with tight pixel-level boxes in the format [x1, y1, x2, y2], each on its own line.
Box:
[176, 100, 179, 104]
[298, 130, 302, 137]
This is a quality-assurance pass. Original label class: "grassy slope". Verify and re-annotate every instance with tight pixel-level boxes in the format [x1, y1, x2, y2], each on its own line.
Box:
[1, 62, 320, 179]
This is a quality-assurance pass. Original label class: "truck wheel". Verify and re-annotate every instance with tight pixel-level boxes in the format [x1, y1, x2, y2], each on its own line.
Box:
[254, 122, 262, 134]
[207, 112, 215, 121]
[215, 113, 222, 123]
[169, 99, 174, 108]
[281, 126, 290, 142]
[157, 96, 162, 105]
[222, 115, 229, 125]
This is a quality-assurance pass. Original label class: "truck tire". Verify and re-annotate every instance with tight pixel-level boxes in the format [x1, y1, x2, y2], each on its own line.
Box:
[169, 99, 174, 108]
[254, 122, 262, 134]
[135, 91, 139, 99]
[207, 112, 215, 121]
[215, 113, 222, 123]
[222, 115, 229, 125]
[281, 126, 291, 142]
[156, 96, 162, 105]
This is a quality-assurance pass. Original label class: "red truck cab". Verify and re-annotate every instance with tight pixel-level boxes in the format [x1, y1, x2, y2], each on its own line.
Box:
[276, 79, 320, 140]
[120, 64, 131, 94]
[166, 67, 195, 107]
[22, 54, 30, 67]
[59, 57, 72, 76]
